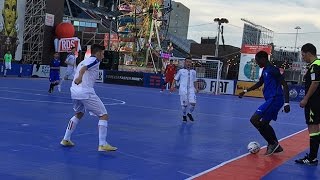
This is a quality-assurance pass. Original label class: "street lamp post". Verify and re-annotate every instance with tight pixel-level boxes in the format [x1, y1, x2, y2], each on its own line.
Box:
[214, 18, 228, 57]
[107, 16, 116, 51]
[294, 26, 301, 54]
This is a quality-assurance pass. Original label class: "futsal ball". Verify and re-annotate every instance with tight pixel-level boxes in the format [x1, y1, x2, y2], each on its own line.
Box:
[247, 141, 260, 154]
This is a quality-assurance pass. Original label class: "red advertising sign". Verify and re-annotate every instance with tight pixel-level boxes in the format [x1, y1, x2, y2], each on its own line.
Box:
[58, 37, 80, 52]
[241, 45, 272, 54]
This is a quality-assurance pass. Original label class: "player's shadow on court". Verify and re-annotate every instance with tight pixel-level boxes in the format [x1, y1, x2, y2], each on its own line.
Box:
[179, 122, 194, 135]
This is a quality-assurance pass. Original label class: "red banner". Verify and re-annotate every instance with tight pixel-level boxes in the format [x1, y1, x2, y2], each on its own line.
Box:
[58, 37, 80, 52]
[241, 45, 272, 54]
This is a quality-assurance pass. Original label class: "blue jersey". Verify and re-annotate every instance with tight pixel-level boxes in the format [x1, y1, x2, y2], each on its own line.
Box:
[261, 65, 284, 100]
[50, 58, 61, 71]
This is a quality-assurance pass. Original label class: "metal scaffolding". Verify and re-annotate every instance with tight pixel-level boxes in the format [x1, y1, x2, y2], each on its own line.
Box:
[241, 18, 274, 46]
[22, 0, 46, 64]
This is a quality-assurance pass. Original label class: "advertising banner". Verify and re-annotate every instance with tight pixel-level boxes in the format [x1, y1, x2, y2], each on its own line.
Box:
[0, 0, 26, 61]
[32, 64, 50, 78]
[196, 78, 235, 95]
[96, 70, 104, 83]
[45, 13, 55, 27]
[0, 63, 32, 76]
[104, 70, 144, 86]
[58, 37, 81, 52]
[238, 45, 272, 81]
[143, 73, 164, 88]
[235, 81, 264, 98]
[289, 85, 305, 102]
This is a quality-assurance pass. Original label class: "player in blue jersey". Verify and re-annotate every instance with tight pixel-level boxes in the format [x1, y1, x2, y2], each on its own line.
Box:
[48, 52, 61, 93]
[239, 51, 290, 156]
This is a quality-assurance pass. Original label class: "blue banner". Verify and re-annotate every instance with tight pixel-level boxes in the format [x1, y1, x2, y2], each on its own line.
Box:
[0, 63, 33, 77]
[143, 73, 165, 88]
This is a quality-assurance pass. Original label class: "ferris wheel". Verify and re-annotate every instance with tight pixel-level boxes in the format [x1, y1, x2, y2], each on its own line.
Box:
[117, 0, 170, 72]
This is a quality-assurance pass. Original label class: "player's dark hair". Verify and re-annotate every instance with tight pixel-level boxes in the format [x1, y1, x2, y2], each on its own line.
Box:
[301, 43, 317, 56]
[255, 51, 268, 62]
[91, 44, 105, 55]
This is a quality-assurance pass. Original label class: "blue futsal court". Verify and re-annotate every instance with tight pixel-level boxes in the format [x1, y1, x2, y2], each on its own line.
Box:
[0, 78, 319, 179]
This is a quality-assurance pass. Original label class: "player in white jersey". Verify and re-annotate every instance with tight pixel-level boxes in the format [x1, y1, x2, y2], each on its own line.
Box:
[58, 46, 77, 92]
[171, 57, 199, 122]
[60, 44, 117, 152]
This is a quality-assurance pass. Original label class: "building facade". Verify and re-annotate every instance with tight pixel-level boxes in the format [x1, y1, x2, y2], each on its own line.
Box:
[168, 1, 190, 39]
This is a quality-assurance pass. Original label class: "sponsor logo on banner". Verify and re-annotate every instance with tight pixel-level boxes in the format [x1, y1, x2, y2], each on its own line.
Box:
[235, 81, 264, 98]
[196, 78, 234, 95]
[96, 70, 104, 83]
[32, 64, 50, 78]
[143, 73, 164, 88]
[107, 75, 142, 81]
[104, 71, 144, 86]
[289, 85, 305, 102]
[58, 38, 80, 52]
[238, 45, 272, 82]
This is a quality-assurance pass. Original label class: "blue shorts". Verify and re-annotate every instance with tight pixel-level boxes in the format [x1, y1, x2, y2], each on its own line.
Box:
[256, 97, 284, 121]
[49, 71, 60, 82]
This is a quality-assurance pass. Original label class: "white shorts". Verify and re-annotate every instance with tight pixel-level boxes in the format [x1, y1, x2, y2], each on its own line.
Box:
[5, 62, 11, 70]
[180, 93, 196, 106]
[73, 94, 107, 117]
[64, 69, 75, 79]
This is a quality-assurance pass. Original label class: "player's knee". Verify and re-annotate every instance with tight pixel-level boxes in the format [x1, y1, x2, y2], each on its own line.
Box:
[75, 112, 84, 119]
[250, 115, 261, 129]
[99, 114, 109, 120]
[190, 103, 196, 107]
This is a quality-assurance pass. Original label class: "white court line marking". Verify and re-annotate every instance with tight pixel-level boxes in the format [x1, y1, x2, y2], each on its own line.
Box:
[0, 89, 126, 105]
[117, 151, 169, 165]
[178, 171, 193, 177]
[124, 104, 249, 120]
[0, 96, 125, 106]
[0, 87, 248, 119]
[184, 128, 308, 180]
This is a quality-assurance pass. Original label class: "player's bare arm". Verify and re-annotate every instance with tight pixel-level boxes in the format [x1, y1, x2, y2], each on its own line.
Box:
[170, 79, 176, 92]
[74, 66, 88, 85]
[300, 81, 319, 108]
[194, 81, 199, 93]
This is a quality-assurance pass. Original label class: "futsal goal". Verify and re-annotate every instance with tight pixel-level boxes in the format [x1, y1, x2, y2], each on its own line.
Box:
[168, 57, 223, 95]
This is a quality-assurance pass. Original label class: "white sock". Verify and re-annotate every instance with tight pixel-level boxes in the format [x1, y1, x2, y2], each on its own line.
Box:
[4, 69, 7, 76]
[63, 116, 80, 140]
[98, 120, 108, 146]
[59, 78, 64, 86]
[189, 105, 195, 114]
[182, 106, 187, 116]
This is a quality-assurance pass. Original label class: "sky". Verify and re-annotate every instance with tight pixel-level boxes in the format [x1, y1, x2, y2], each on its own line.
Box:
[175, 0, 320, 52]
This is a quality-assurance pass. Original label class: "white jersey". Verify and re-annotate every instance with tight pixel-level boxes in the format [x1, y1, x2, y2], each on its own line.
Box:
[70, 56, 100, 99]
[65, 53, 76, 71]
[174, 68, 197, 95]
